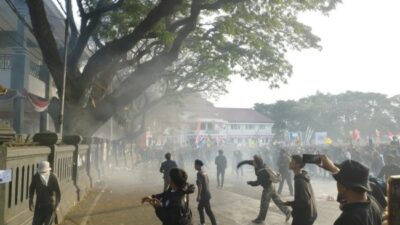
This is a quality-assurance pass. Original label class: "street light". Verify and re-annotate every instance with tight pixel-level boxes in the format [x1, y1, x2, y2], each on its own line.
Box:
[59, 0, 70, 137]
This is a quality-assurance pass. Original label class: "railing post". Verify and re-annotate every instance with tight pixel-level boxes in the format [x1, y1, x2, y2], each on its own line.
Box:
[63, 135, 82, 201]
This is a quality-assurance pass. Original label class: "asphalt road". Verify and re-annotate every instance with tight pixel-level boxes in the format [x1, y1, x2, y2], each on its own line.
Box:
[60, 163, 342, 225]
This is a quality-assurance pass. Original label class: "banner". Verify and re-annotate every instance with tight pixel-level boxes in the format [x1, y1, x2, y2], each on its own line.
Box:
[0, 88, 50, 112]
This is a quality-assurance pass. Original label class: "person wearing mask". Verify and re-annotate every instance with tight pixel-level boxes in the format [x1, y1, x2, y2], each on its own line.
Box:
[29, 161, 61, 225]
[238, 155, 291, 224]
[319, 156, 382, 225]
[142, 168, 195, 225]
[195, 160, 217, 225]
[214, 149, 227, 189]
[277, 149, 294, 196]
[160, 152, 178, 191]
[285, 155, 317, 225]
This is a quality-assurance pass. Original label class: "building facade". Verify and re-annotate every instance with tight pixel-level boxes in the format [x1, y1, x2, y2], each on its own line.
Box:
[0, 0, 63, 134]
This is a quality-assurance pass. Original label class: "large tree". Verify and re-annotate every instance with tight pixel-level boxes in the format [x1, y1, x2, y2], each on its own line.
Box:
[255, 91, 400, 141]
[26, 0, 340, 136]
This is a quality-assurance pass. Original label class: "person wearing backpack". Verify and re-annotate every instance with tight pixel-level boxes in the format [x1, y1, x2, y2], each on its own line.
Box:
[142, 168, 195, 225]
[238, 155, 291, 224]
[195, 159, 217, 225]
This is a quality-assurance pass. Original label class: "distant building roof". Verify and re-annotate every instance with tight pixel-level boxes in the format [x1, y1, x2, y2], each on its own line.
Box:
[216, 108, 273, 123]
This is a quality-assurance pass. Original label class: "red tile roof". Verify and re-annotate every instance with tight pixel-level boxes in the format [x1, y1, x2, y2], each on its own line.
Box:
[216, 108, 273, 123]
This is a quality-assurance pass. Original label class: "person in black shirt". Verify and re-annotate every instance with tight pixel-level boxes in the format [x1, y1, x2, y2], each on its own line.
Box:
[195, 159, 217, 225]
[29, 161, 61, 225]
[160, 152, 178, 191]
[142, 168, 195, 225]
[285, 155, 317, 225]
[319, 156, 382, 225]
[215, 149, 227, 188]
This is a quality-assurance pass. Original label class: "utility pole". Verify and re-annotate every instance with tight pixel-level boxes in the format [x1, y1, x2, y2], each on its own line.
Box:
[59, 0, 70, 137]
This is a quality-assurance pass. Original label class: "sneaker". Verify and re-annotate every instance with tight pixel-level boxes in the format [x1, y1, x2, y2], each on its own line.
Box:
[252, 218, 264, 224]
[285, 210, 291, 222]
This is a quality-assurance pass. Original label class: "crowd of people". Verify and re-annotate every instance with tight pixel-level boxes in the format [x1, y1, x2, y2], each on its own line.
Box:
[27, 141, 400, 225]
[140, 141, 400, 225]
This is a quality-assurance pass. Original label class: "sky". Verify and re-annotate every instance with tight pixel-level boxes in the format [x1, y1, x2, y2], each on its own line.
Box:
[212, 0, 400, 108]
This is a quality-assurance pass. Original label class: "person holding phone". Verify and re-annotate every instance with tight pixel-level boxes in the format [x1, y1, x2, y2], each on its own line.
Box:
[285, 155, 317, 225]
[319, 156, 382, 225]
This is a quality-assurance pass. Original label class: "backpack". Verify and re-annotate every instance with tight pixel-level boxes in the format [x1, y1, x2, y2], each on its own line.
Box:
[178, 194, 192, 225]
[261, 166, 282, 183]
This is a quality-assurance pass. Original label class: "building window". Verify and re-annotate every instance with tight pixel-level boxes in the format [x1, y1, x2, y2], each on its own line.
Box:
[206, 123, 214, 131]
[200, 122, 206, 130]
[245, 124, 255, 130]
[231, 124, 241, 130]
[259, 125, 266, 130]
[0, 55, 11, 70]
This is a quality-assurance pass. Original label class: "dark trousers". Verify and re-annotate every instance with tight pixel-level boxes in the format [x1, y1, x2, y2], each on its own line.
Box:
[32, 204, 55, 225]
[292, 218, 315, 225]
[163, 177, 170, 191]
[278, 172, 293, 195]
[258, 186, 290, 221]
[217, 169, 225, 188]
[198, 199, 217, 225]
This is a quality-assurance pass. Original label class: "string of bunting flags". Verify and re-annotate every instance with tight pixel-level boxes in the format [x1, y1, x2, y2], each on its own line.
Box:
[0, 86, 50, 112]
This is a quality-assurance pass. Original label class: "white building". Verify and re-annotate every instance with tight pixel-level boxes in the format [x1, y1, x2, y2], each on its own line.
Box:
[175, 95, 274, 148]
[218, 108, 273, 146]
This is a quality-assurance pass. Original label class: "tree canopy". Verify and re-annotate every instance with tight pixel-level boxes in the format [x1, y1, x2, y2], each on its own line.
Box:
[255, 91, 400, 141]
[26, 0, 341, 136]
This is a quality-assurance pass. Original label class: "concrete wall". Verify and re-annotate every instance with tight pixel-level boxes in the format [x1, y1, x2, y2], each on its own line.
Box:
[0, 139, 104, 225]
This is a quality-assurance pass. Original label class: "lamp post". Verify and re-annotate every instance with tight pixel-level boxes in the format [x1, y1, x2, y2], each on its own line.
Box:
[59, 0, 70, 137]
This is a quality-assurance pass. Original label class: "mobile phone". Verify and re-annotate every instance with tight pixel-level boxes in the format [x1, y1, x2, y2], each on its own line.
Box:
[302, 154, 322, 164]
[388, 175, 400, 225]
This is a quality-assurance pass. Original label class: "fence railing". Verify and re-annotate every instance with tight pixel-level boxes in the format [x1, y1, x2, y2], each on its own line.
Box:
[0, 136, 110, 225]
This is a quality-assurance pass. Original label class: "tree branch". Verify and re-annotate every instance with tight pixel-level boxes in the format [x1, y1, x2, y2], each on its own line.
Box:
[86, 0, 125, 18]
[201, 0, 241, 10]
[78, 0, 184, 100]
[89, 0, 202, 123]
[67, 0, 79, 50]
[26, 0, 63, 92]
[68, 15, 101, 76]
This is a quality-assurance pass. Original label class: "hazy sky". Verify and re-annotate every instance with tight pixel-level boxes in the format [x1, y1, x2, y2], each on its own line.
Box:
[212, 0, 400, 108]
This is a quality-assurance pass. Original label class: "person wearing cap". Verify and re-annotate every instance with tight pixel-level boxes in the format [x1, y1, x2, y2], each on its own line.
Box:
[285, 155, 317, 225]
[238, 155, 291, 224]
[29, 161, 61, 225]
[215, 149, 227, 189]
[195, 159, 217, 225]
[142, 168, 195, 225]
[319, 156, 383, 225]
[160, 152, 178, 191]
